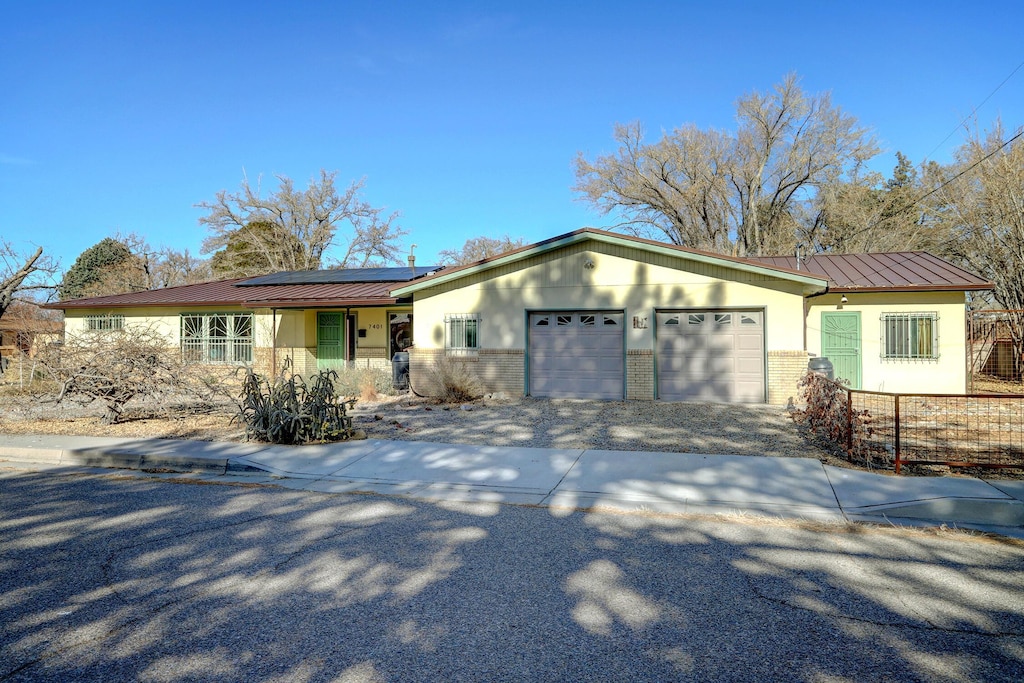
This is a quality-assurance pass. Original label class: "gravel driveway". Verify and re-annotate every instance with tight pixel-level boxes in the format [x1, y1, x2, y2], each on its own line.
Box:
[0, 388, 844, 465]
[352, 395, 841, 464]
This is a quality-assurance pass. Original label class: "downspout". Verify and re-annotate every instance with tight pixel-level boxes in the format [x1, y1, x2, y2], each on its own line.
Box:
[345, 307, 351, 363]
[272, 308, 277, 375]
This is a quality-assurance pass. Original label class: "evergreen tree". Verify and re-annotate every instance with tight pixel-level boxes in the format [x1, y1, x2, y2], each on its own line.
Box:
[59, 238, 145, 300]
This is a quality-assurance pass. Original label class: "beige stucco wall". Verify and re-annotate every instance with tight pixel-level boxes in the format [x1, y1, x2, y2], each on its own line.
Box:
[807, 292, 968, 394]
[64, 307, 181, 340]
[408, 241, 817, 402]
[411, 241, 811, 355]
[61, 304, 410, 376]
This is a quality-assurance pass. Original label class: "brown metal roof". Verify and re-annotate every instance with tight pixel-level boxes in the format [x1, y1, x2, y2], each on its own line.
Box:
[46, 238, 992, 312]
[748, 252, 992, 292]
[45, 278, 403, 310]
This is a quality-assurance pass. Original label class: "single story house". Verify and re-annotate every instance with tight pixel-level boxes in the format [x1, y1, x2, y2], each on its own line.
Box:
[48, 264, 440, 377]
[48, 228, 992, 404]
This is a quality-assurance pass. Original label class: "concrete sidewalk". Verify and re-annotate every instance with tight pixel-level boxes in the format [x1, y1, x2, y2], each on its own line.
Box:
[2, 433, 1023, 537]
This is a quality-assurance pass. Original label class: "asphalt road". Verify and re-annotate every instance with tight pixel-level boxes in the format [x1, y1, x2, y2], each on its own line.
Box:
[2, 469, 1024, 683]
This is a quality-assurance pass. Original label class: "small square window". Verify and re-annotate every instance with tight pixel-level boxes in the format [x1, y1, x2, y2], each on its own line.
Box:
[445, 314, 479, 351]
[881, 313, 938, 360]
[714, 313, 732, 325]
[687, 314, 705, 325]
[580, 315, 595, 326]
[556, 315, 573, 326]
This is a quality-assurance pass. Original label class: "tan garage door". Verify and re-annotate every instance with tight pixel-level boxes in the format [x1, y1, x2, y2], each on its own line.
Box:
[529, 312, 624, 399]
[657, 310, 765, 403]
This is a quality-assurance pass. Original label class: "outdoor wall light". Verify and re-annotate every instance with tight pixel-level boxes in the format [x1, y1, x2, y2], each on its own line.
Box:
[583, 259, 596, 270]
[840, 294, 849, 304]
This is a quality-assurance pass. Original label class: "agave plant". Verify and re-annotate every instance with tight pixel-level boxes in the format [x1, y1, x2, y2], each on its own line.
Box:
[235, 368, 356, 444]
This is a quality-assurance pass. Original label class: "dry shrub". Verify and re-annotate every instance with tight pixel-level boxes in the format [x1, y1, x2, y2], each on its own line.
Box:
[423, 356, 482, 403]
[795, 371, 870, 455]
[359, 375, 379, 402]
[38, 325, 233, 424]
[329, 366, 393, 401]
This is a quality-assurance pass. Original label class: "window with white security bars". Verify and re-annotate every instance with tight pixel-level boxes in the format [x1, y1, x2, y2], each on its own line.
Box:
[881, 312, 938, 360]
[86, 314, 124, 331]
[180, 313, 253, 363]
[445, 314, 479, 353]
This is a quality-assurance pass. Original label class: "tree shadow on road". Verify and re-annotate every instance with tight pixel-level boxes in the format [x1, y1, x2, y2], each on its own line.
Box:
[1, 470, 1022, 682]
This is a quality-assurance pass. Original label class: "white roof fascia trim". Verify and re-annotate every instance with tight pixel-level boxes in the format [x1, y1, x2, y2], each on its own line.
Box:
[390, 230, 828, 296]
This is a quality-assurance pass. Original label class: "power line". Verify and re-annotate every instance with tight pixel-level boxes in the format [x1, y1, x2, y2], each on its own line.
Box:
[921, 58, 1024, 164]
[835, 127, 1023, 248]
[909, 126, 1019, 209]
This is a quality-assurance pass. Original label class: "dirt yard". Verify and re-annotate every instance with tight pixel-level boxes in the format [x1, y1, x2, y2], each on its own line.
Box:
[0, 386, 856, 468]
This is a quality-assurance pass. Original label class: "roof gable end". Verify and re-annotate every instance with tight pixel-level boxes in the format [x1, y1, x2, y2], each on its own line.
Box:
[391, 228, 828, 296]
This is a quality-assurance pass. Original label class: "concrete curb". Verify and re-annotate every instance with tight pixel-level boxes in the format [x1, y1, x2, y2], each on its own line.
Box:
[2, 435, 1023, 539]
[0, 443, 234, 474]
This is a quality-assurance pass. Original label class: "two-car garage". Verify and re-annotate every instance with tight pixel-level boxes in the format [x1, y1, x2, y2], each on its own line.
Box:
[527, 308, 766, 403]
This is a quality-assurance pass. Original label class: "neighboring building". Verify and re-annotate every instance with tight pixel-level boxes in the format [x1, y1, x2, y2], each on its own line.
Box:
[0, 318, 63, 360]
[392, 229, 990, 404]
[46, 229, 992, 404]
[47, 265, 440, 377]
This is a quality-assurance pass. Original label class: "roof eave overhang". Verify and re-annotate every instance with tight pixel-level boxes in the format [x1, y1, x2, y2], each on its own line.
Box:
[825, 283, 994, 294]
[46, 300, 246, 310]
[391, 230, 829, 296]
[242, 298, 404, 309]
[48, 297, 410, 311]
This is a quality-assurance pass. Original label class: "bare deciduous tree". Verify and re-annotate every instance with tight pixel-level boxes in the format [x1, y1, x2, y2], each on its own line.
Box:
[115, 232, 213, 289]
[937, 121, 1024, 377]
[438, 235, 528, 266]
[152, 247, 212, 287]
[1, 242, 56, 321]
[574, 74, 878, 256]
[40, 325, 229, 424]
[198, 169, 407, 276]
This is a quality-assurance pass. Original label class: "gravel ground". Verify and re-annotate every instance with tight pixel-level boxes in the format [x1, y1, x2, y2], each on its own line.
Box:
[0, 388, 850, 467]
[350, 394, 845, 463]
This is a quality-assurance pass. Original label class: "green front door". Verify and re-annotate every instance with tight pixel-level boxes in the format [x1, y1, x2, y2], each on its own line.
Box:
[821, 311, 862, 389]
[317, 312, 345, 371]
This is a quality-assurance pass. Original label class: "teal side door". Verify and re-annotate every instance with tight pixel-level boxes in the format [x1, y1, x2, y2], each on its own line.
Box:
[821, 311, 862, 389]
[317, 312, 345, 371]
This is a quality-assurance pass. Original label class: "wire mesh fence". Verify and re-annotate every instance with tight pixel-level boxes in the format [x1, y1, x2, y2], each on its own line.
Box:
[804, 375, 1024, 474]
[969, 310, 1024, 394]
[0, 348, 48, 389]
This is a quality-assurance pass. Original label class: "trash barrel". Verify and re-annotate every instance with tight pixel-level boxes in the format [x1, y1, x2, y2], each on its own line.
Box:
[392, 351, 410, 391]
[807, 356, 834, 380]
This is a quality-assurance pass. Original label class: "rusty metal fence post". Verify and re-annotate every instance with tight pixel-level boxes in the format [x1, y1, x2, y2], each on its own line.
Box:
[894, 394, 902, 474]
[845, 387, 853, 456]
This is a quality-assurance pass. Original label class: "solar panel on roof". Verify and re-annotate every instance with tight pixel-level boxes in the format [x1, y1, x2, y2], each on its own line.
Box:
[236, 266, 442, 286]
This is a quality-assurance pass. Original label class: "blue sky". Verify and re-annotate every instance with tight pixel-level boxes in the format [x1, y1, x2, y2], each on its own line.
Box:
[2, 0, 1022, 276]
